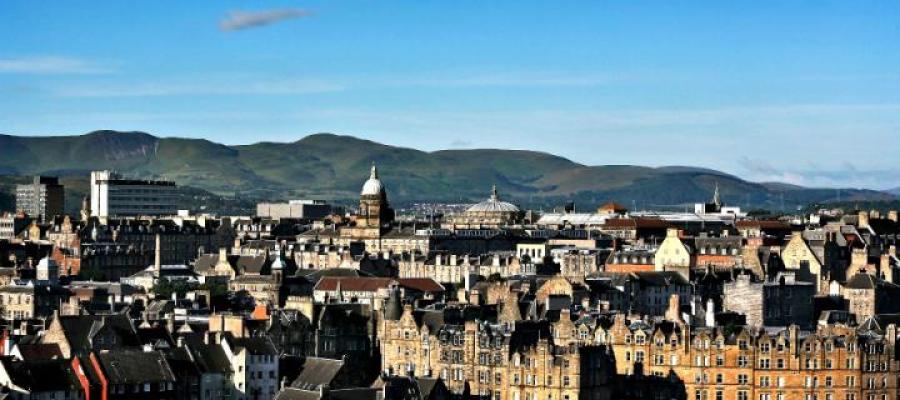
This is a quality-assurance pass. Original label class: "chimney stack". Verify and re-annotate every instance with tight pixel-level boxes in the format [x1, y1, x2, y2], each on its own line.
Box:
[858, 211, 870, 229]
[889, 210, 899, 223]
[154, 233, 161, 273]
[705, 298, 716, 328]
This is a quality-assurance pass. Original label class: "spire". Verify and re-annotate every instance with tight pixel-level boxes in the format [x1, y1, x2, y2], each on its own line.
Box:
[712, 182, 721, 206]
[490, 184, 499, 201]
[370, 162, 378, 180]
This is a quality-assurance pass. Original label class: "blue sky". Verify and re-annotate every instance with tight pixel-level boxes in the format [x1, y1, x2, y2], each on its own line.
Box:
[1, 1, 899, 189]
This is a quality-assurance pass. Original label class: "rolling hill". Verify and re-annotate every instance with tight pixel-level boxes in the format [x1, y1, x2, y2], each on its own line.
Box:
[0, 130, 894, 212]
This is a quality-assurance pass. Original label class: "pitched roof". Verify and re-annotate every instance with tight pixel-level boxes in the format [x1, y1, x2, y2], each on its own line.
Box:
[229, 336, 278, 356]
[290, 357, 344, 390]
[275, 388, 323, 400]
[50, 314, 139, 355]
[0, 358, 81, 392]
[96, 350, 176, 384]
[187, 342, 232, 375]
[845, 273, 878, 290]
[14, 343, 63, 361]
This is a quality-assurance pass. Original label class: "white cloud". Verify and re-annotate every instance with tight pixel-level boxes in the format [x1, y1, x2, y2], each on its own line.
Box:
[55, 78, 344, 97]
[219, 8, 312, 31]
[0, 56, 113, 74]
[394, 72, 631, 88]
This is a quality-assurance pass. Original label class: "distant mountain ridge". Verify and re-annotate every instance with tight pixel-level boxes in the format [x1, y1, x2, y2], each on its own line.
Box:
[0, 130, 893, 210]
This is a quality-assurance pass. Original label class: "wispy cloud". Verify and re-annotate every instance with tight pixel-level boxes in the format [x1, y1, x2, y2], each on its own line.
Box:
[55, 78, 343, 97]
[219, 8, 312, 31]
[0, 56, 113, 74]
[449, 139, 472, 147]
[397, 72, 630, 88]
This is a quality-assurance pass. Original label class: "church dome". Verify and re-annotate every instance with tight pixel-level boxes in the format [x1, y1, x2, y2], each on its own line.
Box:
[360, 164, 384, 196]
[467, 186, 520, 213]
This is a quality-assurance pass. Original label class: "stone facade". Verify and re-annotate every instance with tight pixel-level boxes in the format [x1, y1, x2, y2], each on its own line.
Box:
[600, 316, 899, 400]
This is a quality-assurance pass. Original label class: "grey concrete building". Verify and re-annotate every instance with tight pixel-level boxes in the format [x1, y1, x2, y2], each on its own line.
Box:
[256, 199, 332, 220]
[16, 176, 64, 221]
[90, 170, 177, 218]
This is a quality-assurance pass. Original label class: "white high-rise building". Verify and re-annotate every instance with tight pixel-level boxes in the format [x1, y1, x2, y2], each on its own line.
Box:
[90, 170, 178, 218]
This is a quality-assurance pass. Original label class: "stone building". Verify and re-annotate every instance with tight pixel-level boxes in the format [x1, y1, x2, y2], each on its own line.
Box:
[605, 246, 657, 273]
[655, 228, 692, 280]
[599, 314, 899, 400]
[723, 272, 816, 328]
[444, 186, 523, 229]
[552, 247, 606, 282]
[378, 303, 605, 399]
[842, 272, 900, 321]
[782, 231, 826, 293]
[397, 251, 522, 284]
[723, 274, 764, 327]
[0, 283, 69, 320]
[341, 164, 395, 241]
[693, 234, 743, 271]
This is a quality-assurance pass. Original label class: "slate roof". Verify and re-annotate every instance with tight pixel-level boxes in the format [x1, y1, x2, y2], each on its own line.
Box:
[95, 350, 176, 384]
[187, 342, 232, 375]
[633, 271, 691, 286]
[14, 343, 63, 361]
[413, 310, 445, 333]
[51, 314, 140, 355]
[290, 357, 344, 390]
[845, 273, 878, 290]
[237, 255, 269, 274]
[275, 388, 323, 400]
[229, 335, 278, 356]
[417, 377, 442, 399]
[0, 358, 81, 393]
[137, 325, 174, 348]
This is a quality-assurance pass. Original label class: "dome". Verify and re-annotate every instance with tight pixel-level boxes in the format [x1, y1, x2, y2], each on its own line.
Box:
[360, 164, 384, 196]
[467, 185, 520, 213]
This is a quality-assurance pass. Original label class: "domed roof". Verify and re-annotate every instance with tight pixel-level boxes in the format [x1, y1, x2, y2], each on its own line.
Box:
[467, 186, 520, 213]
[360, 163, 384, 196]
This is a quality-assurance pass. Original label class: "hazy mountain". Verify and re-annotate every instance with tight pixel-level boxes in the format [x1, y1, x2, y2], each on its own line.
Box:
[0, 130, 894, 211]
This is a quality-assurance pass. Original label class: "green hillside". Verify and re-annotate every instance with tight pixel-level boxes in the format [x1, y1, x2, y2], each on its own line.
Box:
[0, 130, 894, 212]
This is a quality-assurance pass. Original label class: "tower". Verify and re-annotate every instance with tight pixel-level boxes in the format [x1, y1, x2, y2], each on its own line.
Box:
[357, 163, 394, 229]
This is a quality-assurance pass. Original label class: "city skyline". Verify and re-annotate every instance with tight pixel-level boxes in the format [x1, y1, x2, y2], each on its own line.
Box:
[2, 1, 899, 189]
